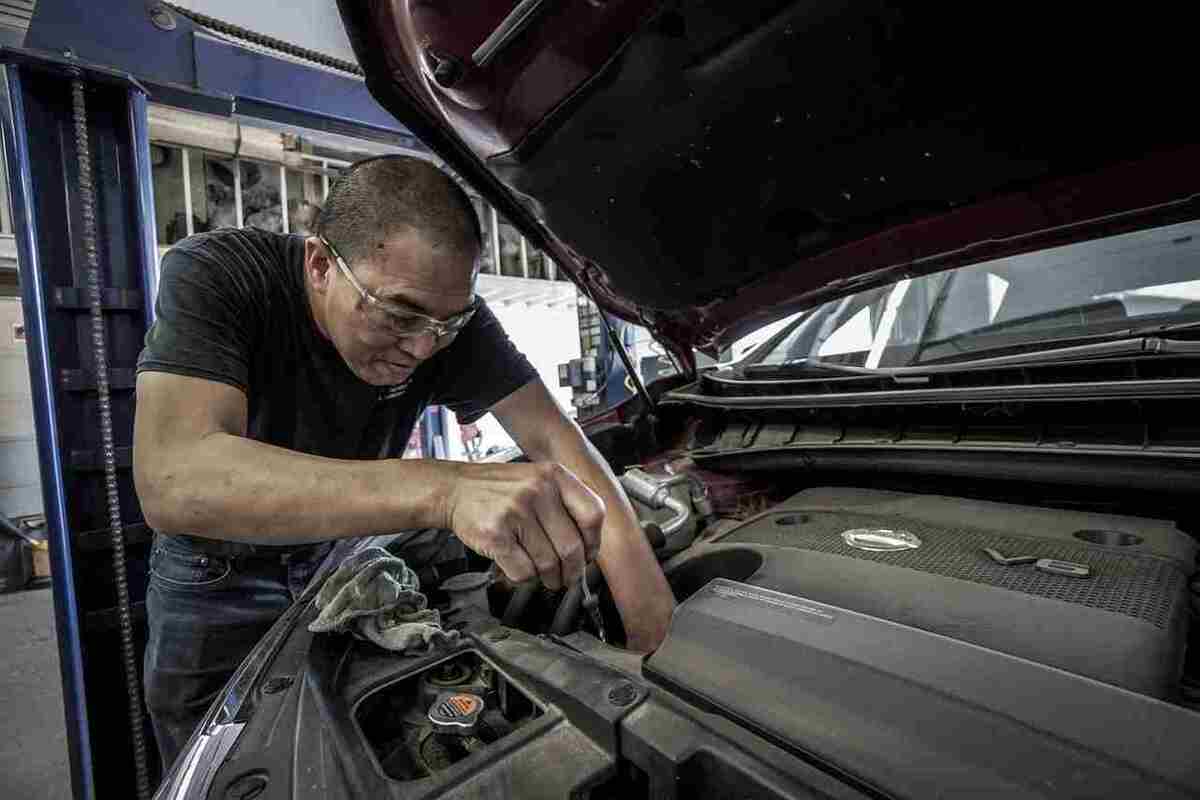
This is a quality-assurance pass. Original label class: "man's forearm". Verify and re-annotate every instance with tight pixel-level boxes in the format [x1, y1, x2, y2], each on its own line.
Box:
[534, 435, 676, 649]
[594, 491, 676, 650]
[139, 432, 454, 544]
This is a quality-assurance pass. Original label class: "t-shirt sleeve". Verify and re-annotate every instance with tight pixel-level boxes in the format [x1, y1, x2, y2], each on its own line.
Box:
[432, 301, 539, 424]
[136, 245, 256, 392]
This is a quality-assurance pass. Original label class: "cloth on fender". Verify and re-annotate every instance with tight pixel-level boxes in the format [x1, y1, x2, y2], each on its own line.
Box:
[308, 546, 458, 652]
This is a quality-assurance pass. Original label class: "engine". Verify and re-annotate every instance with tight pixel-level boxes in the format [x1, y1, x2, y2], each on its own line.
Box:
[342, 469, 1200, 799]
[661, 485, 1195, 699]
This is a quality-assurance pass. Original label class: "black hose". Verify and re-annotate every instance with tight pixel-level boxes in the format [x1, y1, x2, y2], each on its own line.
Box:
[549, 563, 601, 636]
[71, 76, 151, 800]
[501, 582, 537, 627]
[549, 522, 665, 636]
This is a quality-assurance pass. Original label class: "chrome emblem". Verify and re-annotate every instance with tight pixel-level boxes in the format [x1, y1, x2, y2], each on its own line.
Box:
[841, 528, 921, 552]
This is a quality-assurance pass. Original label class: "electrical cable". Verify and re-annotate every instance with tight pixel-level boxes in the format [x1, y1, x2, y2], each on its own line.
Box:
[70, 75, 151, 800]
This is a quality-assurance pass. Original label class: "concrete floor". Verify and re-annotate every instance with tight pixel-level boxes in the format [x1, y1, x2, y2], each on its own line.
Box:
[0, 585, 72, 799]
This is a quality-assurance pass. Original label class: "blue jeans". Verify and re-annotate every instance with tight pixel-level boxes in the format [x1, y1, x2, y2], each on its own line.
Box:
[143, 535, 332, 774]
[143, 530, 463, 774]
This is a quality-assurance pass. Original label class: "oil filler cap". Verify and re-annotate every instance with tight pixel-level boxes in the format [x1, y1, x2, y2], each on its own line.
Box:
[428, 691, 484, 734]
[841, 528, 921, 552]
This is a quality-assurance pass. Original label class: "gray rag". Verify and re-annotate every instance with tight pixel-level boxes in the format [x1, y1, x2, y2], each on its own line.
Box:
[308, 546, 458, 653]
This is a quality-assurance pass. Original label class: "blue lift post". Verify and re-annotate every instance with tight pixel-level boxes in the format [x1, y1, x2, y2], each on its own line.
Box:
[0, 48, 160, 799]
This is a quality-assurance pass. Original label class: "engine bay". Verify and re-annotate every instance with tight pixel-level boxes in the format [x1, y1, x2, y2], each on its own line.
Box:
[481, 463, 1199, 706]
[206, 462, 1200, 799]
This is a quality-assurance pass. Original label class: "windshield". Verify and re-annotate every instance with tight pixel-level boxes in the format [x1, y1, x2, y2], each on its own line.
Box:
[754, 219, 1200, 369]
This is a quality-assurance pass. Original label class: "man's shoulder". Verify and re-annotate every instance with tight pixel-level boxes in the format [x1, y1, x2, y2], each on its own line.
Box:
[168, 227, 299, 269]
[157, 228, 307, 315]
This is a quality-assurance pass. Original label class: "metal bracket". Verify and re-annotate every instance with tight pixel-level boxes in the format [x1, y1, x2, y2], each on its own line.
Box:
[982, 547, 1038, 566]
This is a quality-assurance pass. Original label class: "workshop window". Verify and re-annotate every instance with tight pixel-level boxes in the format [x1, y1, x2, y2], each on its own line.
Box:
[186, 150, 209, 233]
[240, 160, 282, 232]
[200, 155, 240, 231]
[527, 246, 549, 280]
[147, 139, 562, 287]
[287, 169, 323, 235]
[150, 144, 189, 245]
[474, 199, 496, 275]
[498, 221, 523, 277]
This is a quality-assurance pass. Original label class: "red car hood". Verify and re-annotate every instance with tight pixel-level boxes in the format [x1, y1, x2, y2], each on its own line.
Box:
[338, 1, 1198, 371]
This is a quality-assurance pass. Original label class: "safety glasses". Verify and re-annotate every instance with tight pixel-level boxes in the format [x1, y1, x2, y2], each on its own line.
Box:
[320, 235, 480, 339]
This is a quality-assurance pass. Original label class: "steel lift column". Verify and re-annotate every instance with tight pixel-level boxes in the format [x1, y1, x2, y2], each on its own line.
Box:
[0, 47, 160, 800]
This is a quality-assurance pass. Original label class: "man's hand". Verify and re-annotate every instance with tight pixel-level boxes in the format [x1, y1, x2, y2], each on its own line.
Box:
[444, 462, 605, 590]
[490, 381, 677, 652]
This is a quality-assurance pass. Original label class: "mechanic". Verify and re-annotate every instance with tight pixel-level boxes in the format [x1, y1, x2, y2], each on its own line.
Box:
[133, 155, 675, 771]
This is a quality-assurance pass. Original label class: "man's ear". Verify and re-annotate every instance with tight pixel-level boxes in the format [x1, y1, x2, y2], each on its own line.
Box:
[304, 237, 333, 294]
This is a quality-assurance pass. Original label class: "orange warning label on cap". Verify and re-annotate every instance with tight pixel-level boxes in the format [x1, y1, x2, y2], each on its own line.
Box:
[445, 694, 481, 716]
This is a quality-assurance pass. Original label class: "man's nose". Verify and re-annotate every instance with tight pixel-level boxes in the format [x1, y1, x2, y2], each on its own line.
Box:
[403, 330, 440, 360]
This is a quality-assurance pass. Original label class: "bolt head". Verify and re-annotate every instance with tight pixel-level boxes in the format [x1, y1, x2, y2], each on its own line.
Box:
[607, 682, 638, 707]
[262, 676, 293, 695]
[225, 772, 268, 800]
[148, 4, 178, 31]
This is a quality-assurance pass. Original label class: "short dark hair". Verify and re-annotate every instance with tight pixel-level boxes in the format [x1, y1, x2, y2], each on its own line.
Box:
[315, 155, 482, 267]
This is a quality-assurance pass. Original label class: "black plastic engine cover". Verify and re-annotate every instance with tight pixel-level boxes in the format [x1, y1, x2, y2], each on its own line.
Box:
[645, 578, 1200, 799]
[676, 487, 1195, 698]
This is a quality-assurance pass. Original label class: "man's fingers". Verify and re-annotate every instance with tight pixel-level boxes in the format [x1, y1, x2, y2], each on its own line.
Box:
[551, 466, 605, 562]
[451, 461, 606, 591]
[534, 491, 587, 586]
[492, 539, 537, 586]
[514, 518, 565, 591]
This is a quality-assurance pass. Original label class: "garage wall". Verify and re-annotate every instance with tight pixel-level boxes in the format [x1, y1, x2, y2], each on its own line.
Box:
[0, 296, 42, 518]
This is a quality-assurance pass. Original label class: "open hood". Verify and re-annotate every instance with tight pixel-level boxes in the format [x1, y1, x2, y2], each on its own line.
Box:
[338, 1, 1199, 369]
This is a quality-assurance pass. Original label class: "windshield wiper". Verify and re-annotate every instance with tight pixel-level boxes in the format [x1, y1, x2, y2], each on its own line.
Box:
[741, 358, 883, 378]
[732, 322, 1200, 382]
[915, 320, 1200, 368]
[729, 327, 1200, 384]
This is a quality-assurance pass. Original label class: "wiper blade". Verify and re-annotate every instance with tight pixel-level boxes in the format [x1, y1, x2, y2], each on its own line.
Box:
[722, 334, 1200, 387]
[741, 358, 882, 378]
[924, 335, 1200, 369]
[916, 321, 1200, 368]
[728, 322, 1200, 384]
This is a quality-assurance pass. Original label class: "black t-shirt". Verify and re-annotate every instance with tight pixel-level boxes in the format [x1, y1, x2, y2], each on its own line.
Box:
[137, 227, 537, 461]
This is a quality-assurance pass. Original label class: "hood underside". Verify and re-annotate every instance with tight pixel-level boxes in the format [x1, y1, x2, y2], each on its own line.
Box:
[340, 1, 1199, 366]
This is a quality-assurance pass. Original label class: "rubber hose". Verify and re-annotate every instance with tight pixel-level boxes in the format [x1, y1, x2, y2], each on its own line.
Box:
[72, 77, 151, 800]
[501, 582, 537, 627]
[549, 563, 601, 637]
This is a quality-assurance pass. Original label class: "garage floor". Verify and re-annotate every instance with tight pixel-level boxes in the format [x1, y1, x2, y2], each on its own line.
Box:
[0, 585, 72, 799]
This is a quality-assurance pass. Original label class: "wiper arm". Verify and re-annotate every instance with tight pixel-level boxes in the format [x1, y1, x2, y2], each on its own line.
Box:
[1126, 318, 1200, 337]
[730, 322, 1200, 383]
[728, 333, 1200, 386]
[742, 358, 883, 378]
[915, 324, 1200, 369]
